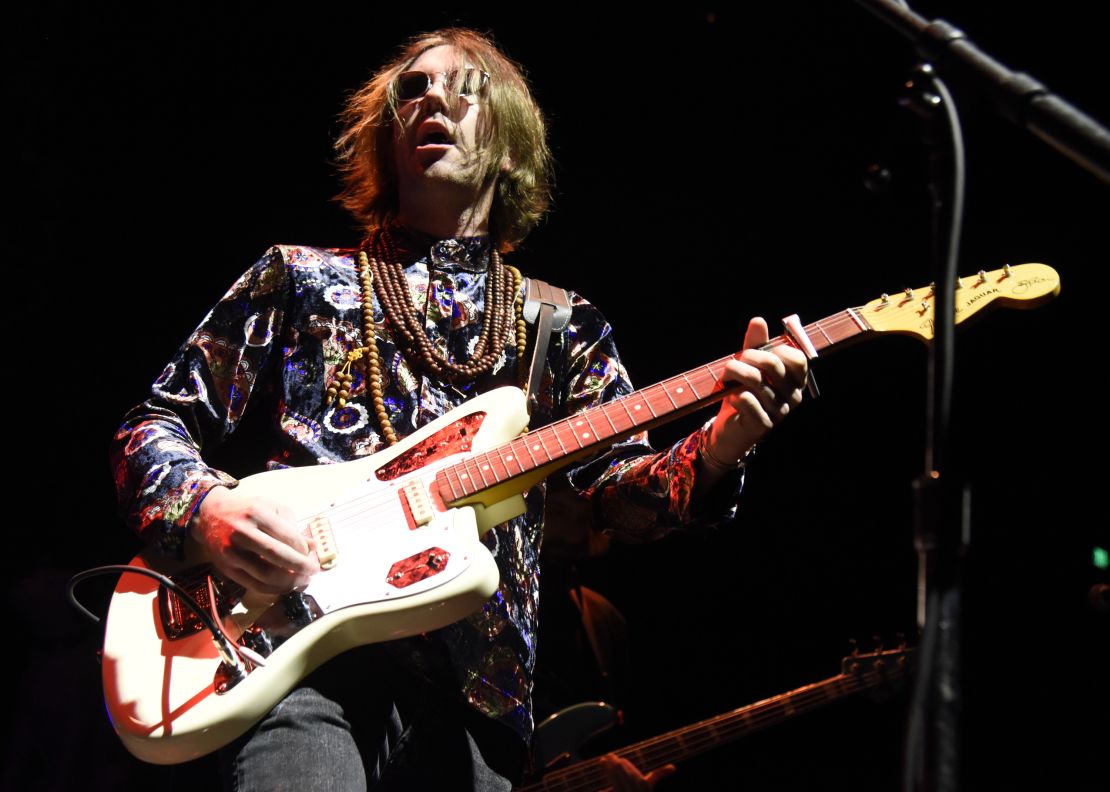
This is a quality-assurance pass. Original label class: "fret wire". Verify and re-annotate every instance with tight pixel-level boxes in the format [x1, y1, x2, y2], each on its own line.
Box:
[547, 423, 570, 456]
[441, 468, 462, 500]
[680, 371, 702, 400]
[618, 395, 639, 428]
[447, 464, 468, 497]
[599, 402, 619, 434]
[659, 381, 680, 409]
[586, 411, 609, 442]
[563, 418, 588, 449]
[519, 436, 540, 469]
[499, 437, 523, 474]
[490, 451, 510, 479]
[447, 462, 474, 497]
[809, 316, 836, 348]
[538, 432, 555, 462]
[570, 414, 596, 446]
[470, 456, 491, 488]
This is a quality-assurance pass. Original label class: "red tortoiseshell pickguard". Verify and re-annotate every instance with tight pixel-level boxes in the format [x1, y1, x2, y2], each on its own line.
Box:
[374, 412, 487, 481]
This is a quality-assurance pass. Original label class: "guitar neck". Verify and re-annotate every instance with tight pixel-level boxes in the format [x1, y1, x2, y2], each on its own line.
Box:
[525, 670, 870, 791]
[436, 308, 870, 507]
[437, 261, 1059, 509]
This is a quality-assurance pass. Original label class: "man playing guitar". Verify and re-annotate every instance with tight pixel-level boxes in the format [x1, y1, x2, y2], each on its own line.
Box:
[111, 28, 807, 790]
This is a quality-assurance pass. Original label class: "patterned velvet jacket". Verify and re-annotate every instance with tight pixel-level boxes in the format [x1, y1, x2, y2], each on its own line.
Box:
[111, 230, 736, 744]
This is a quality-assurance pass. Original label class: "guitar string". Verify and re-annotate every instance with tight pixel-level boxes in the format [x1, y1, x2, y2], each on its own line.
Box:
[619, 675, 867, 765]
[448, 306, 879, 495]
[445, 320, 844, 496]
[303, 308, 872, 531]
[285, 311, 875, 589]
[530, 668, 897, 791]
[289, 359, 730, 545]
[295, 292, 961, 547]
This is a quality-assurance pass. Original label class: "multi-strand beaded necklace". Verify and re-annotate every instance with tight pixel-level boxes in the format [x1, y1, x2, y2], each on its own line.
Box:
[326, 227, 527, 446]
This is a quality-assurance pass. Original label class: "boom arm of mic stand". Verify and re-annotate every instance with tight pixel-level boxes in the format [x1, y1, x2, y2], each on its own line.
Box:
[855, 0, 1110, 183]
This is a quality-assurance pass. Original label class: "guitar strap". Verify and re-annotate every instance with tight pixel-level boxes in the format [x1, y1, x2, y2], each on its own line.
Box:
[522, 277, 572, 415]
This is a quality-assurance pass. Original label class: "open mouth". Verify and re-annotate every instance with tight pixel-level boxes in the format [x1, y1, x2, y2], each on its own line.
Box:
[416, 124, 453, 147]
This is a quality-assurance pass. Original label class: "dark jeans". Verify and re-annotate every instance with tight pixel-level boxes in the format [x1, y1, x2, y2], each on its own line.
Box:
[219, 648, 523, 792]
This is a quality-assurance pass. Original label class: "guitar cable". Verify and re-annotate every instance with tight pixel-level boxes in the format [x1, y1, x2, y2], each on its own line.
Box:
[67, 565, 249, 680]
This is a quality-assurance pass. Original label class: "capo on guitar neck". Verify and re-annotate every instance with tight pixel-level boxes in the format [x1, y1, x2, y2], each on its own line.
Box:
[782, 314, 821, 399]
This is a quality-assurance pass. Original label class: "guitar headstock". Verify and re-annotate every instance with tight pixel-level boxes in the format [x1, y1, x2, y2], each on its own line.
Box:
[859, 263, 1060, 342]
[841, 639, 915, 680]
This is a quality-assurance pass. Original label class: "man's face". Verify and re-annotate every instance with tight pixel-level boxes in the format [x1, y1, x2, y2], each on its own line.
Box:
[392, 45, 497, 202]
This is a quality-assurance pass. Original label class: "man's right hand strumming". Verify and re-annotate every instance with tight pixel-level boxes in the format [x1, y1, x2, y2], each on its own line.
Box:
[190, 485, 319, 595]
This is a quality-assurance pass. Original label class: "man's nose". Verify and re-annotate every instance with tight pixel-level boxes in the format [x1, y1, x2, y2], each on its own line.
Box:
[419, 76, 452, 115]
[426, 73, 453, 102]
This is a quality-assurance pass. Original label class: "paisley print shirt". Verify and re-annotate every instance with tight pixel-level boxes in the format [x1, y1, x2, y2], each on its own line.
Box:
[111, 230, 738, 744]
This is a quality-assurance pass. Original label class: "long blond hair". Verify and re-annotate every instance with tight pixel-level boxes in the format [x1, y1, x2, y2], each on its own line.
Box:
[335, 28, 552, 251]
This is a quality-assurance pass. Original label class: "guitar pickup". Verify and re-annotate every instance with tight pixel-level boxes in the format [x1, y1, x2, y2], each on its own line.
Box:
[308, 516, 338, 569]
[400, 480, 434, 530]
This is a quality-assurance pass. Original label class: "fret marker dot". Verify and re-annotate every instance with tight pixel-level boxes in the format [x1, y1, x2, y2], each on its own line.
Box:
[482, 464, 490, 471]
[575, 420, 583, 426]
[634, 404, 641, 410]
[581, 432, 591, 439]
[460, 473, 468, 480]
[533, 444, 540, 451]
[506, 455, 513, 462]
[676, 387, 684, 394]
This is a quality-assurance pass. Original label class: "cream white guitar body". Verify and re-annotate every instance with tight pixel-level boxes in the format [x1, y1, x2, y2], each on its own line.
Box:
[102, 263, 1060, 765]
[103, 387, 529, 765]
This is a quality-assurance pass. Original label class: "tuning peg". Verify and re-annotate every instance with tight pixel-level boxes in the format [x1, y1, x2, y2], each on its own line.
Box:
[873, 635, 884, 652]
[880, 293, 890, 305]
[849, 637, 859, 656]
[1003, 264, 1013, 278]
[904, 287, 914, 300]
[977, 270, 987, 284]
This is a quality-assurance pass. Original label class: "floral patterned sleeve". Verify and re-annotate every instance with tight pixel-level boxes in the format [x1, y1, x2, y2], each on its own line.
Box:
[109, 247, 288, 557]
[559, 293, 742, 543]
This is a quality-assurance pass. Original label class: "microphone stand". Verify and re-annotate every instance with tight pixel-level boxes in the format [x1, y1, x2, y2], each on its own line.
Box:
[852, 2, 1109, 790]
[898, 59, 967, 792]
[856, 0, 1110, 184]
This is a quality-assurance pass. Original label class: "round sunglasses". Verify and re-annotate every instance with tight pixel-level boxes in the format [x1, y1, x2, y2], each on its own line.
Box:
[395, 68, 490, 103]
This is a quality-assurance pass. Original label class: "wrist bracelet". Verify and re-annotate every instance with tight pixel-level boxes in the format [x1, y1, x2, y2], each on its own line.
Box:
[698, 422, 752, 472]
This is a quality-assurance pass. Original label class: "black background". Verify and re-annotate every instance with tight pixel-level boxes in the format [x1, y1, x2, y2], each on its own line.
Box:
[10, 3, 1108, 790]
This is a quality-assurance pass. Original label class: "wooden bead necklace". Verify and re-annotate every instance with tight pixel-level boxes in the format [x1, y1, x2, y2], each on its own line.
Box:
[327, 228, 526, 446]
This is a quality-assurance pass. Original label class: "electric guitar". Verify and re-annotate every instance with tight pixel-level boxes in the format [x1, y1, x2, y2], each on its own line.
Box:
[520, 644, 914, 791]
[102, 263, 1058, 764]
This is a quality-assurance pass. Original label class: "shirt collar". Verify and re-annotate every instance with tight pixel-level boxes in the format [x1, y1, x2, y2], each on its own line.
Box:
[389, 225, 491, 273]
